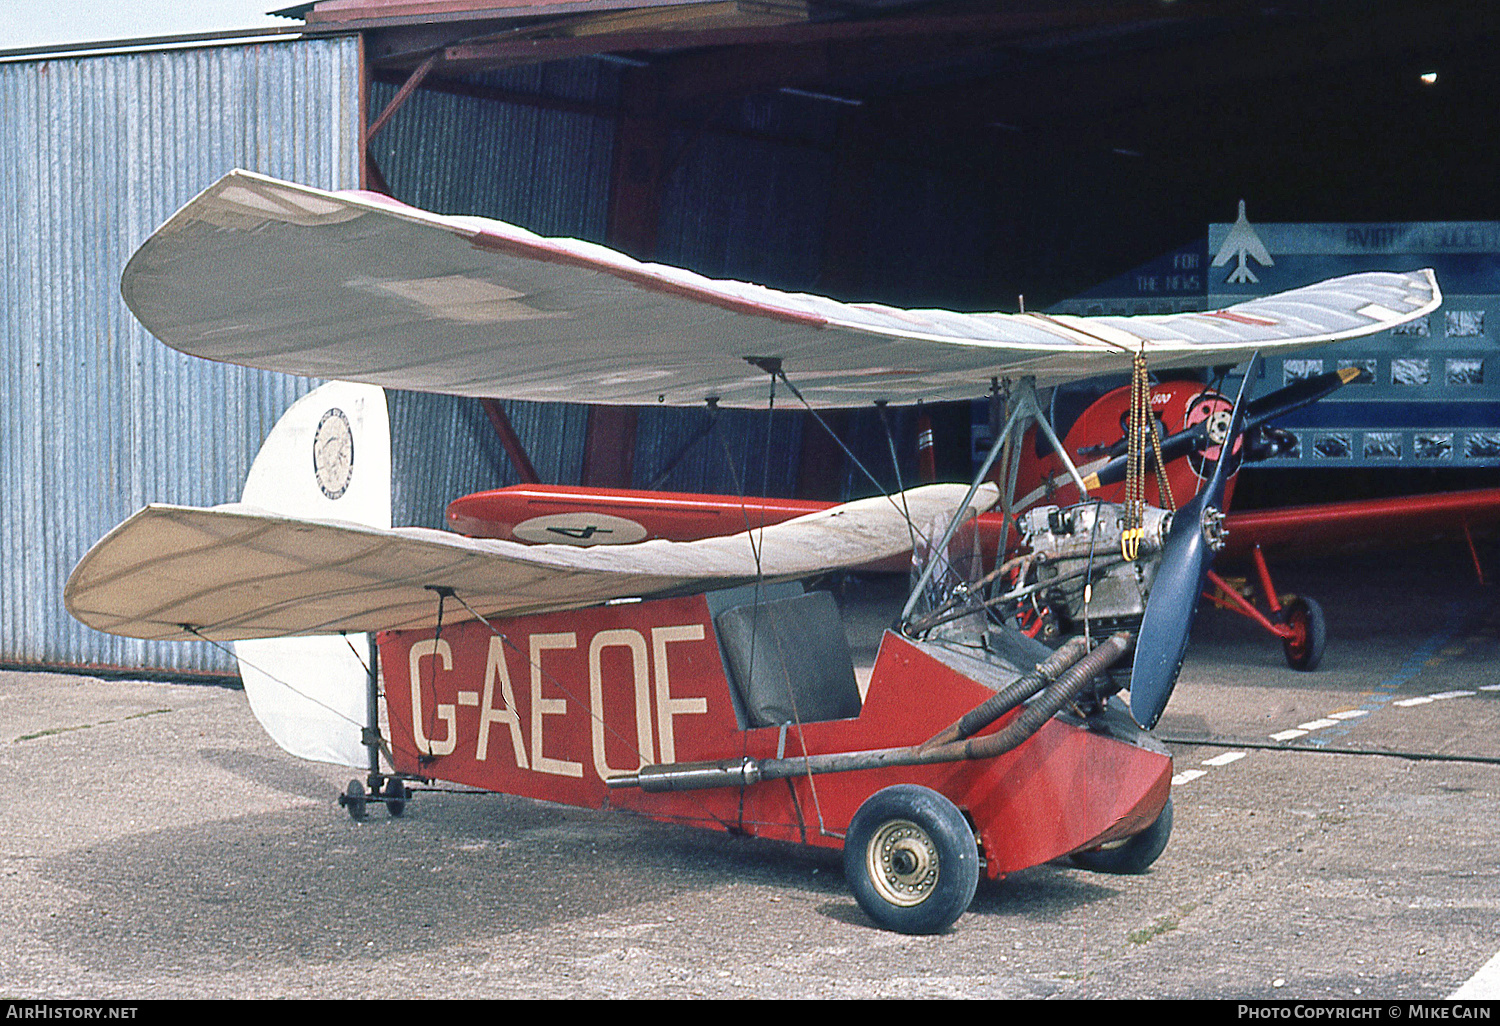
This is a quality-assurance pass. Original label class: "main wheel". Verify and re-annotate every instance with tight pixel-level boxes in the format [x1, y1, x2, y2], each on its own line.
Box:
[1281, 596, 1326, 671]
[382, 777, 408, 818]
[843, 785, 980, 935]
[1070, 797, 1172, 874]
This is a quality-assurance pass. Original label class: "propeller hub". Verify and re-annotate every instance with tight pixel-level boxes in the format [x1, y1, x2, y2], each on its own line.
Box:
[1200, 506, 1227, 552]
[1204, 408, 1233, 445]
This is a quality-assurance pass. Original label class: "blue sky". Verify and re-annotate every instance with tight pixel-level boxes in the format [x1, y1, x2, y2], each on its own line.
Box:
[0, 2, 288, 49]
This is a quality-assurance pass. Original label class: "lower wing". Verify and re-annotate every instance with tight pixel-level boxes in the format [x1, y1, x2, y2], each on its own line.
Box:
[64, 483, 994, 642]
[1222, 487, 1500, 560]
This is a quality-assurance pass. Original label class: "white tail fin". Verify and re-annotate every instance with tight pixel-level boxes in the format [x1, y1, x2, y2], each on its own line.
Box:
[233, 382, 390, 767]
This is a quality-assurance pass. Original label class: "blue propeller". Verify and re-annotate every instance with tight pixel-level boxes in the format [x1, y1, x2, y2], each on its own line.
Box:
[1129, 356, 1258, 730]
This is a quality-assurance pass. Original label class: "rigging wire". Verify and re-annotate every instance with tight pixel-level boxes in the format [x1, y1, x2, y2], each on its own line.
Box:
[762, 363, 933, 552]
[876, 400, 918, 554]
[183, 625, 366, 731]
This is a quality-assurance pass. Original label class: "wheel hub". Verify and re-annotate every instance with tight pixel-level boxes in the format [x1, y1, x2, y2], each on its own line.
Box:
[867, 819, 940, 907]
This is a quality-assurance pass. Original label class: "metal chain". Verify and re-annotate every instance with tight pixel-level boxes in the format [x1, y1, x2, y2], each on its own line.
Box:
[1123, 348, 1148, 560]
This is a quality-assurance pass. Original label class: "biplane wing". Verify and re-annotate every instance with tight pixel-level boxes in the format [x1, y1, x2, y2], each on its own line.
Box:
[1222, 487, 1500, 561]
[121, 170, 1439, 408]
[63, 482, 995, 642]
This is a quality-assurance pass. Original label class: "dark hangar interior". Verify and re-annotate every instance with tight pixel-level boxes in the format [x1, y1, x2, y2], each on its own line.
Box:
[287, 0, 1500, 502]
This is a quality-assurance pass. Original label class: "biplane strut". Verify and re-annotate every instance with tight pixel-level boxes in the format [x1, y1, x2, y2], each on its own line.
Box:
[900, 376, 1090, 629]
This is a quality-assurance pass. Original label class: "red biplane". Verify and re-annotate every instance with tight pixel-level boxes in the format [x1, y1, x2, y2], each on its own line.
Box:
[67, 171, 1444, 933]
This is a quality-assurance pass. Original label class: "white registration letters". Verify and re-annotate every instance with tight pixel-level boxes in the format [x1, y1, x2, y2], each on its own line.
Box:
[588, 629, 654, 780]
[530, 632, 583, 778]
[408, 638, 457, 757]
[408, 622, 710, 779]
[476, 636, 527, 766]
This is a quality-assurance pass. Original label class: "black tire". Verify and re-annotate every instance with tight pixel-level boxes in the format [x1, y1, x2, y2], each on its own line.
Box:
[1281, 596, 1326, 672]
[342, 779, 367, 822]
[843, 784, 980, 935]
[382, 777, 408, 818]
[1070, 797, 1172, 874]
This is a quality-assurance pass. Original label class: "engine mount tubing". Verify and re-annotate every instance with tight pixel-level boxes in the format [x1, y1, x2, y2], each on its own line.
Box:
[1204, 570, 1293, 639]
[920, 635, 1090, 750]
[607, 632, 1133, 793]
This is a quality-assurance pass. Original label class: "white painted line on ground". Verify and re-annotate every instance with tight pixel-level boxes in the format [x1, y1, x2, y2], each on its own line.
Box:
[1201, 752, 1246, 767]
[1329, 709, 1369, 720]
[1271, 728, 1307, 741]
[1394, 696, 1435, 707]
[1297, 718, 1339, 731]
[1172, 769, 1207, 785]
[1480, 685, 1500, 692]
[1430, 690, 1477, 700]
[1450, 947, 1500, 999]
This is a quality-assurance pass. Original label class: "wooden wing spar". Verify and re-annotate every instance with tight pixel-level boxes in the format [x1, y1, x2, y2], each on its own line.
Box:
[64, 483, 996, 642]
[121, 170, 1442, 409]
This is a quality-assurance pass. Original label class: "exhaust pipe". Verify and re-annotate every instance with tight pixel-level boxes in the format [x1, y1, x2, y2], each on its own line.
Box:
[609, 632, 1131, 793]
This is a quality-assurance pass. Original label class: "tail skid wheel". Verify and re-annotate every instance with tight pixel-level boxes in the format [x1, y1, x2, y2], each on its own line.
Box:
[1281, 596, 1326, 672]
[844, 785, 979, 935]
[340, 779, 368, 822]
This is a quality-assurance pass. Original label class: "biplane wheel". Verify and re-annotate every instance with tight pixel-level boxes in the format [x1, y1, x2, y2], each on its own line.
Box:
[1070, 797, 1172, 875]
[1281, 596, 1326, 672]
[382, 778, 408, 818]
[342, 779, 367, 822]
[843, 785, 979, 935]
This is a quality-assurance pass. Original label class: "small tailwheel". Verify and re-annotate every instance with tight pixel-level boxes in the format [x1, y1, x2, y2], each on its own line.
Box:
[843, 785, 979, 935]
[340, 779, 368, 822]
[1070, 797, 1172, 875]
[1281, 596, 1326, 672]
[382, 777, 408, 818]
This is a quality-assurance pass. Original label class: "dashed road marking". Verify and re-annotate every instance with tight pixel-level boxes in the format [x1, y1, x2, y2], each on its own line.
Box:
[1171, 598, 1495, 789]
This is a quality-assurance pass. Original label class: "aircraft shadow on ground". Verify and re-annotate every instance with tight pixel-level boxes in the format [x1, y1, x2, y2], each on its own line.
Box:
[36, 774, 1138, 969]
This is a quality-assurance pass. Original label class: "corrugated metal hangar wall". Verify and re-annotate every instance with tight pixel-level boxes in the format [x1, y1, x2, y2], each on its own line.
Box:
[1, 35, 995, 676]
[0, 37, 362, 676]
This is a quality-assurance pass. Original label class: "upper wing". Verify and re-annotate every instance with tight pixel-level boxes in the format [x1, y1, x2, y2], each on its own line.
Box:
[64, 483, 994, 641]
[122, 170, 1440, 408]
[1222, 487, 1500, 561]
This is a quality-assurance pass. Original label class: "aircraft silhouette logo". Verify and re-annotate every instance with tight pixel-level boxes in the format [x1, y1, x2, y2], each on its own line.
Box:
[1212, 200, 1274, 284]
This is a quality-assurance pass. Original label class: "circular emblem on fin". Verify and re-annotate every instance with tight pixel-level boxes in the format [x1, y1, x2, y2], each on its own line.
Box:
[313, 408, 354, 500]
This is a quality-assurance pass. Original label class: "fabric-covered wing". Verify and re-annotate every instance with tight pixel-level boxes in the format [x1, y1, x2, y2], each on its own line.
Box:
[121, 170, 1441, 408]
[64, 483, 995, 641]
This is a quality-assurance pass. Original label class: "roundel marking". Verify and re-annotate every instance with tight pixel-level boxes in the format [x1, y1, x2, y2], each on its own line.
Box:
[313, 407, 355, 500]
[513, 512, 650, 546]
